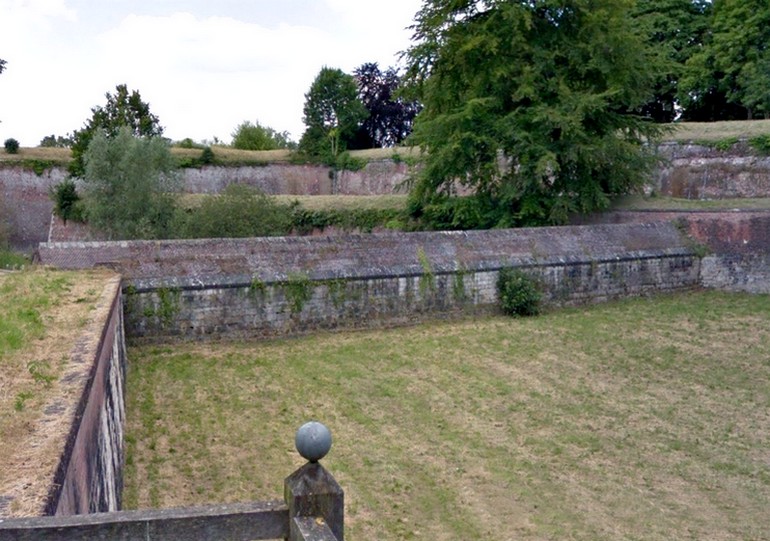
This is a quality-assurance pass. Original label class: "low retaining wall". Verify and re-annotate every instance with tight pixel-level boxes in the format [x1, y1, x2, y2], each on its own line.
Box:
[47, 279, 127, 515]
[38, 223, 701, 341]
[655, 142, 770, 199]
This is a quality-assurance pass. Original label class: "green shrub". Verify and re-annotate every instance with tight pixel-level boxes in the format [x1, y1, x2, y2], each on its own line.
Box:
[497, 267, 541, 317]
[288, 205, 401, 234]
[4, 138, 19, 154]
[173, 184, 292, 238]
[199, 146, 215, 165]
[51, 179, 85, 223]
[748, 134, 770, 155]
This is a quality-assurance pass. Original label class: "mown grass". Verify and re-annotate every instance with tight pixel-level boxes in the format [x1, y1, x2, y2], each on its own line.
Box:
[670, 119, 770, 142]
[124, 290, 770, 541]
[610, 194, 770, 210]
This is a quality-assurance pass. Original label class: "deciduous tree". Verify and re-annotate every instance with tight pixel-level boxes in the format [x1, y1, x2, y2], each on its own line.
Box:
[350, 63, 421, 148]
[632, 0, 711, 122]
[403, 0, 665, 228]
[231, 120, 295, 150]
[82, 127, 178, 239]
[299, 67, 367, 162]
[70, 84, 164, 176]
[680, 0, 770, 120]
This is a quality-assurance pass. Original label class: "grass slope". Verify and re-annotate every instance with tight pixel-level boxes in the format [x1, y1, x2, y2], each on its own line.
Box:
[125, 290, 770, 541]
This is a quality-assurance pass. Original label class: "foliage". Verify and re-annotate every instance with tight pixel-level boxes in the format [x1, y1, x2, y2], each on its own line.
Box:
[0, 249, 27, 270]
[175, 138, 204, 149]
[173, 184, 292, 239]
[496, 267, 541, 317]
[299, 67, 368, 163]
[680, 0, 770, 120]
[39, 134, 73, 148]
[631, 0, 712, 122]
[402, 0, 666, 229]
[51, 179, 85, 223]
[748, 134, 770, 155]
[283, 272, 313, 314]
[349, 63, 422, 148]
[288, 203, 401, 234]
[4, 138, 19, 154]
[0, 58, 5, 74]
[177, 146, 217, 168]
[82, 128, 179, 239]
[69, 84, 164, 177]
[231, 120, 295, 150]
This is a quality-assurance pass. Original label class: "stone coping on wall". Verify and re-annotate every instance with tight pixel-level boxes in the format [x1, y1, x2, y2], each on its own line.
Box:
[37, 222, 692, 285]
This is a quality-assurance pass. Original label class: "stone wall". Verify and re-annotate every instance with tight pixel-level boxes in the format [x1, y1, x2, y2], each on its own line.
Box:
[38, 223, 701, 341]
[654, 142, 770, 199]
[0, 166, 65, 251]
[182, 159, 411, 195]
[5, 143, 770, 250]
[46, 279, 127, 515]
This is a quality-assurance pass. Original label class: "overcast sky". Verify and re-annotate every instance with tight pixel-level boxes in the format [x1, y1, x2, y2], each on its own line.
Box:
[0, 0, 424, 147]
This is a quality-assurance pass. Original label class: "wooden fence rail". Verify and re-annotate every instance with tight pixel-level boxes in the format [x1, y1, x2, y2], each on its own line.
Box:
[0, 422, 342, 541]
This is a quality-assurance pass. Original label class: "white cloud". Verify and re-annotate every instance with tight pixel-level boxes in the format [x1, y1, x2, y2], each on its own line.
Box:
[0, 1, 422, 146]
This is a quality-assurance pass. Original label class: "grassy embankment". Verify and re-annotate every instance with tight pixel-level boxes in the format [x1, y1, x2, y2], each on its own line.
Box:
[124, 290, 770, 541]
[0, 268, 117, 515]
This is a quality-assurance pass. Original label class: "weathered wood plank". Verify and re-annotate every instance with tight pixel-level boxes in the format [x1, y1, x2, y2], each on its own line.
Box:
[0, 500, 289, 541]
[291, 516, 339, 541]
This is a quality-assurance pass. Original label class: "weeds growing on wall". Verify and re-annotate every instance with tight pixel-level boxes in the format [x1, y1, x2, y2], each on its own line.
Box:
[417, 247, 436, 297]
[497, 267, 541, 317]
[284, 273, 313, 314]
[748, 135, 770, 155]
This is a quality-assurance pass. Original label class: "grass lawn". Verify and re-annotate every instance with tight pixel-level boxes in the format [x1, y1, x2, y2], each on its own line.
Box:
[0, 268, 118, 515]
[670, 119, 770, 142]
[124, 290, 770, 541]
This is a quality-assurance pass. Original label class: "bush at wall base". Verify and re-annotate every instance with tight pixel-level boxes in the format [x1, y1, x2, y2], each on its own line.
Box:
[497, 267, 541, 317]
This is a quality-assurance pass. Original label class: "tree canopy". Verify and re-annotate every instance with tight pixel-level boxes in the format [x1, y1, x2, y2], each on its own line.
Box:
[299, 67, 367, 162]
[631, 0, 712, 122]
[0, 58, 6, 74]
[349, 63, 422, 149]
[82, 127, 178, 239]
[231, 120, 294, 150]
[402, 0, 665, 228]
[680, 0, 770, 120]
[70, 84, 164, 176]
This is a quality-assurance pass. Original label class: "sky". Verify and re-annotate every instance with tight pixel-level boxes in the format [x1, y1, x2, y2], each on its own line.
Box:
[0, 0, 424, 147]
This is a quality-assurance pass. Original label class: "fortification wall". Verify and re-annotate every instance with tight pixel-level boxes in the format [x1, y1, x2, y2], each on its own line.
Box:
[38, 223, 701, 341]
[5, 142, 770, 250]
[47, 279, 127, 515]
[654, 142, 770, 199]
[0, 166, 65, 251]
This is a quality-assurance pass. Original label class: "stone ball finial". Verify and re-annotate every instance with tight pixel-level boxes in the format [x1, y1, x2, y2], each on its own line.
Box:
[295, 421, 332, 463]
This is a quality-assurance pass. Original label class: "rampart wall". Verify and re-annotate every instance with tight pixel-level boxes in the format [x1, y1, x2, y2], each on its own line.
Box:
[38, 223, 701, 341]
[3, 141, 770, 251]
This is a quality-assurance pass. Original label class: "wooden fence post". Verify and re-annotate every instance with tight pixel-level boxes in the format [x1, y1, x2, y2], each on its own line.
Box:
[284, 422, 343, 541]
